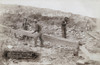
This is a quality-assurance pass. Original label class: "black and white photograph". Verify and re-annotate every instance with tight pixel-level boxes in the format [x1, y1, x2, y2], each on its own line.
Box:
[0, 0, 100, 65]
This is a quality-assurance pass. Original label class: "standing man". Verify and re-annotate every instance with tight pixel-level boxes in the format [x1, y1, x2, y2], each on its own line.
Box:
[22, 18, 30, 40]
[32, 19, 44, 47]
[23, 18, 30, 30]
[61, 17, 69, 38]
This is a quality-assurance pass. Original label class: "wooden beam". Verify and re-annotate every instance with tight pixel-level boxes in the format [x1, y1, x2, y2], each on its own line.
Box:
[80, 45, 100, 62]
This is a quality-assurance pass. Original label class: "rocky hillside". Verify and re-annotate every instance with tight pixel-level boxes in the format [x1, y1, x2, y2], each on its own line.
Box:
[0, 4, 100, 65]
[0, 4, 97, 41]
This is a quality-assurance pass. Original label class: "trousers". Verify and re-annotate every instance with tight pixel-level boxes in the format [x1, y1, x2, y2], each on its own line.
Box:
[34, 32, 44, 47]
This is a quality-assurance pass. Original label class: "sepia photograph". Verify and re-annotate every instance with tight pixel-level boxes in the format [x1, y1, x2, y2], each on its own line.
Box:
[0, 0, 100, 65]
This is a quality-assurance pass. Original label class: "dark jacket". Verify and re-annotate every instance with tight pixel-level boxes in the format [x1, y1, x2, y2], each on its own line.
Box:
[34, 23, 42, 33]
[23, 21, 30, 30]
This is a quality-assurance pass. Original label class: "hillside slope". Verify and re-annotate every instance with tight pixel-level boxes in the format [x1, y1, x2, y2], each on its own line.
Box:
[0, 4, 100, 65]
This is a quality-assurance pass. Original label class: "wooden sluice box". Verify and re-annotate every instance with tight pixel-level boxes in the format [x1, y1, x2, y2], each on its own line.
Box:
[3, 51, 40, 60]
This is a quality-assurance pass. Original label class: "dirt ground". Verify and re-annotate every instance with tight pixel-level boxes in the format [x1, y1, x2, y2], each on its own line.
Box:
[0, 4, 100, 65]
[0, 22, 100, 65]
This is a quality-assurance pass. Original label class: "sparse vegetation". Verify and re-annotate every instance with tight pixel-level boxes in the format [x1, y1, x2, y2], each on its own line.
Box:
[0, 4, 99, 65]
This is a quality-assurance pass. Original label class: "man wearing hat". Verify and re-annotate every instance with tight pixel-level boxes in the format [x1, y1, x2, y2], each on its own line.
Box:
[32, 19, 44, 47]
[61, 17, 69, 38]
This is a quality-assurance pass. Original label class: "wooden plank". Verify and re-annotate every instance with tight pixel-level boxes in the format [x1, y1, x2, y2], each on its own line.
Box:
[43, 34, 78, 47]
[80, 45, 100, 62]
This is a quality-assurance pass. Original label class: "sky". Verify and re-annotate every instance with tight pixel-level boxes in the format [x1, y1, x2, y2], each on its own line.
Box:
[0, 0, 100, 18]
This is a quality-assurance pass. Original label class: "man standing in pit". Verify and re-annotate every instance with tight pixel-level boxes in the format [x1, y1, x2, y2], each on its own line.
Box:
[61, 17, 69, 38]
[32, 19, 44, 47]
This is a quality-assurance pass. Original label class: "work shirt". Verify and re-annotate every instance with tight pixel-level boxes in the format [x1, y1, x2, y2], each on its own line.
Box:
[61, 21, 67, 26]
[61, 21, 67, 30]
[23, 21, 30, 30]
[34, 23, 42, 33]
